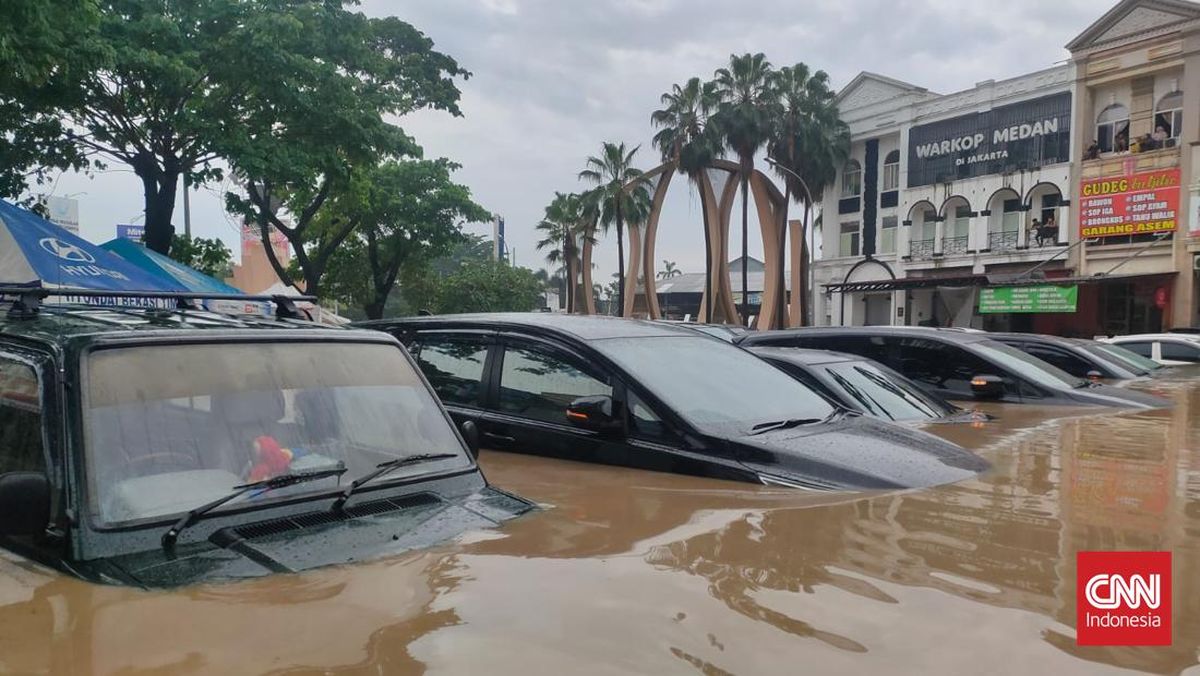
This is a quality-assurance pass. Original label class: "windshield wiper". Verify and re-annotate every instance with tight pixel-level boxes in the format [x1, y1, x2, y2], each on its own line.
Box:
[161, 466, 347, 551]
[330, 453, 458, 513]
[749, 416, 823, 436]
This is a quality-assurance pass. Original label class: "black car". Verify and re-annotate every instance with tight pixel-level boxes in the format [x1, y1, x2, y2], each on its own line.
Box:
[738, 327, 1169, 409]
[988, 332, 1151, 380]
[361, 314, 988, 491]
[748, 347, 986, 423]
[0, 288, 533, 588]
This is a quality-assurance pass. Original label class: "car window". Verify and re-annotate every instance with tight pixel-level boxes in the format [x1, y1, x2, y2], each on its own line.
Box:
[0, 357, 46, 474]
[1024, 344, 1093, 378]
[1077, 341, 1156, 374]
[972, 340, 1081, 390]
[822, 361, 951, 421]
[1117, 341, 1155, 358]
[1160, 341, 1200, 362]
[84, 342, 470, 526]
[413, 337, 489, 407]
[897, 338, 1003, 396]
[497, 344, 612, 424]
[626, 390, 677, 444]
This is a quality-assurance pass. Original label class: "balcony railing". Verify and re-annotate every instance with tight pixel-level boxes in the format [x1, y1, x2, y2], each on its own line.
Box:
[909, 238, 934, 260]
[988, 231, 1018, 252]
[942, 236, 969, 255]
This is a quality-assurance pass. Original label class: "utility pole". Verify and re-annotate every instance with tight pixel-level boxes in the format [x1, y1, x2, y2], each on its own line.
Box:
[182, 174, 192, 239]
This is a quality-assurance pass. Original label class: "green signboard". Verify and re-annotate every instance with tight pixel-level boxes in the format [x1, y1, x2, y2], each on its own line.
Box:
[979, 285, 1077, 314]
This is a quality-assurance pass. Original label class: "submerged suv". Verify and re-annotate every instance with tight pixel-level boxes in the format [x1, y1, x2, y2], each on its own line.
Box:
[0, 290, 533, 588]
[361, 314, 988, 490]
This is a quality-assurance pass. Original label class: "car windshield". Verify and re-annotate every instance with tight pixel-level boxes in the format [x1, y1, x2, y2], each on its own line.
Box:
[822, 361, 953, 421]
[594, 336, 835, 434]
[83, 341, 470, 527]
[1075, 341, 1157, 374]
[972, 340, 1083, 390]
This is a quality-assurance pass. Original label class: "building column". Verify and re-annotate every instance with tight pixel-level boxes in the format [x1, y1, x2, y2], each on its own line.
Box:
[1017, 206, 1031, 248]
[1057, 200, 1071, 246]
[933, 217, 946, 255]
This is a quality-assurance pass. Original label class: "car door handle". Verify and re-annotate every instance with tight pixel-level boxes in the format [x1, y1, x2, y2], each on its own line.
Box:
[483, 432, 515, 445]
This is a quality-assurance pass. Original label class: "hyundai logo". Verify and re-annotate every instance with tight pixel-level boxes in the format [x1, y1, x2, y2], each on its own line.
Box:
[39, 237, 95, 263]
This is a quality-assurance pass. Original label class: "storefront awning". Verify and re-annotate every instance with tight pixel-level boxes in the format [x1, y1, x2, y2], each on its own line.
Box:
[824, 271, 1174, 293]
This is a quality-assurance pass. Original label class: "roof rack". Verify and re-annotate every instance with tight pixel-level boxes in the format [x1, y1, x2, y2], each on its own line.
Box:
[0, 286, 318, 321]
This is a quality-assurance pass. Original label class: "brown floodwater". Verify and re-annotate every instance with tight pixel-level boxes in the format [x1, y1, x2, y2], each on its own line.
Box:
[2, 372, 1200, 674]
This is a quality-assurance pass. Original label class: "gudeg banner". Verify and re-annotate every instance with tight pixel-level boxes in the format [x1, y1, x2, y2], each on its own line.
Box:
[1080, 169, 1181, 238]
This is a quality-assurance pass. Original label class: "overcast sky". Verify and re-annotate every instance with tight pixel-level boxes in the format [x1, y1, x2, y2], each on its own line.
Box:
[52, 0, 1104, 286]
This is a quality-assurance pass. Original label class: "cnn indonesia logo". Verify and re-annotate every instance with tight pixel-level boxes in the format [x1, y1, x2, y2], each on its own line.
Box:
[1077, 551, 1171, 646]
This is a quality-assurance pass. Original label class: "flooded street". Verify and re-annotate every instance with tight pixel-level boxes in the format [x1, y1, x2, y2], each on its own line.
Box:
[3, 372, 1200, 674]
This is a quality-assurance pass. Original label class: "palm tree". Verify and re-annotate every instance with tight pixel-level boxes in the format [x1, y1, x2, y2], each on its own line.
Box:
[767, 64, 848, 325]
[651, 76, 723, 320]
[658, 260, 681, 279]
[579, 142, 648, 316]
[535, 191, 594, 312]
[713, 53, 775, 323]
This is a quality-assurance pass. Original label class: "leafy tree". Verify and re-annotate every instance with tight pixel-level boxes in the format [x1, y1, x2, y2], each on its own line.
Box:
[169, 234, 233, 279]
[535, 191, 595, 314]
[658, 260, 681, 279]
[767, 64, 848, 326]
[322, 158, 489, 319]
[651, 76, 724, 319]
[713, 53, 775, 322]
[578, 143, 650, 316]
[223, 4, 469, 298]
[434, 259, 544, 314]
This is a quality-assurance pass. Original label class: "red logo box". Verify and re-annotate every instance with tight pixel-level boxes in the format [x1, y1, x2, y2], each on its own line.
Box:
[1077, 551, 1171, 646]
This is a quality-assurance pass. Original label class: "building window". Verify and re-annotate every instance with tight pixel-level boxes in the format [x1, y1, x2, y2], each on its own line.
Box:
[879, 217, 897, 254]
[839, 221, 860, 257]
[841, 160, 861, 198]
[882, 151, 900, 192]
[1001, 199, 1022, 234]
[1096, 103, 1129, 153]
[1154, 91, 1183, 146]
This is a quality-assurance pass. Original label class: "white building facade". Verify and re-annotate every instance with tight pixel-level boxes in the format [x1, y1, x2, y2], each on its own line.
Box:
[814, 66, 1076, 329]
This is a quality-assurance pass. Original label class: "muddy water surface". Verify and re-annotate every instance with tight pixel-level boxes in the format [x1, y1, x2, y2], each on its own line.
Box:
[2, 373, 1200, 674]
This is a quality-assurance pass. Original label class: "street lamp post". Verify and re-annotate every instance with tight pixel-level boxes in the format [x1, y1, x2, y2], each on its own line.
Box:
[765, 157, 814, 327]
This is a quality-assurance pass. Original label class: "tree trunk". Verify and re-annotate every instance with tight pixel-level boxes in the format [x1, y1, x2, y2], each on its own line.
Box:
[138, 168, 180, 255]
[696, 171, 713, 323]
[800, 202, 810, 326]
[740, 170, 749, 326]
[365, 297, 386, 320]
[615, 200, 625, 317]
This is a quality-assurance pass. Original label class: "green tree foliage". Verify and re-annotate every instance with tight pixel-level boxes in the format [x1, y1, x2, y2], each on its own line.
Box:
[535, 191, 595, 314]
[578, 142, 650, 314]
[169, 234, 233, 279]
[223, 3, 468, 297]
[322, 158, 489, 319]
[434, 260, 544, 314]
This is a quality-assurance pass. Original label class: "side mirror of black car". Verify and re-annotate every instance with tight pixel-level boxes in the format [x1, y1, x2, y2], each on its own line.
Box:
[566, 395, 623, 435]
[969, 374, 1005, 400]
[460, 421, 480, 460]
[0, 472, 50, 537]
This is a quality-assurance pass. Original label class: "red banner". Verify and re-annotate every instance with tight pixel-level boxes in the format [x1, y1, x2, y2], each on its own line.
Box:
[1079, 168, 1181, 238]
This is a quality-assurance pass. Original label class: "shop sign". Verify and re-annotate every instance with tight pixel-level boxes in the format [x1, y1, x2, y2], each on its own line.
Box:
[1080, 169, 1181, 238]
[907, 92, 1072, 187]
[979, 285, 1077, 314]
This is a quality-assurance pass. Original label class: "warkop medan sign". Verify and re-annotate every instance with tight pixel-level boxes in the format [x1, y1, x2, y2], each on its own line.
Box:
[907, 92, 1072, 187]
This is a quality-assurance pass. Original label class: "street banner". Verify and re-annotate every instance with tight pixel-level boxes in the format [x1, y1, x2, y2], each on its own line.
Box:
[1080, 168, 1181, 239]
[979, 285, 1077, 313]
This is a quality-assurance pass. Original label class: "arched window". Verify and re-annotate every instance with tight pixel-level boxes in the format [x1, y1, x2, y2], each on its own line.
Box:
[1154, 91, 1183, 146]
[841, 160, 861, 198]
[882, 150, 900, 192]
[1096, 103, 1129, 153]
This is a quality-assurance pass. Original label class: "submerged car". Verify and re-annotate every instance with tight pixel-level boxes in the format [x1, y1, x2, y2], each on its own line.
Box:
[739, 327, 1169, 409]
[1102, 333, 1200, 366]
[748, 347, 987, 423]
[0, 289, 533, 588]
[988, 332, 1150, 381]
[360, 314, 988, 490]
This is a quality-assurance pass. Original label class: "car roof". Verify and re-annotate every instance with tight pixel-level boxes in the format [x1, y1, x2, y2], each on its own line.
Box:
[1107, 333, 1200, 342]
[988, 332, 1081, 347]
[359, 312, 699, 341]
[743, 325, 991, 345]
[0, 303, 353, 347]
[747, 346, 863, 366]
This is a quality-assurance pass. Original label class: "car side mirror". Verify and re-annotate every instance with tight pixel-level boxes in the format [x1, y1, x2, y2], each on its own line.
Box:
[1086, 370, 1104, 383]
[460, 421, 480, 460]
[969, 374, 1005, 400]
[566, 395, 623, 435]
[0, 472, 50, 537]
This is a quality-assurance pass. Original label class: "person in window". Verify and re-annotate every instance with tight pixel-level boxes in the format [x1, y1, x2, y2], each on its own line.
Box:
[1030, 218, 1041, 245]
[1084, 140, 1100, 160]
[1115, 132, 1129, 153]
[1130, 134, 1142, 153]
[1152, 125, 1168, 145]
[1039, 214, 1057, 247]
